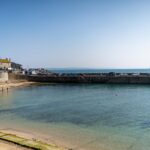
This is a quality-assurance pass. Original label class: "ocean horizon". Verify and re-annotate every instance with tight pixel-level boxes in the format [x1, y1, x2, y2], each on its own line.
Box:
[48, 68, 150, 74]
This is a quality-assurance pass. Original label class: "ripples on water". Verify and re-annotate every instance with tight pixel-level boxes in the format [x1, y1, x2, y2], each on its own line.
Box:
[1, 84, 150, 149]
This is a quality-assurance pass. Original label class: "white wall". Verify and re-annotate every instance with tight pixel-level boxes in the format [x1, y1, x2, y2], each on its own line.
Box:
[0, 71, 8, 82]
[0, 62, 11, 69]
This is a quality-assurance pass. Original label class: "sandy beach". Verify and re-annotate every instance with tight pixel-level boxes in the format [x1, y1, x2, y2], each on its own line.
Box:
[0, 81, 67, 150]
[0, 140, 30, 150]
[0, 81, 33, 149]
[0, 128, 66, 150]
[0, 80, 36, 92]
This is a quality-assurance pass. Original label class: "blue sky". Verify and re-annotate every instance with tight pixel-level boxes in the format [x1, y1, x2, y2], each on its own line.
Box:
[1, 0, 150, 68]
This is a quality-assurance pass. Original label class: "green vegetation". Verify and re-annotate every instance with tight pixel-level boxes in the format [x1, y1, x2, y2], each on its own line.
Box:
[0, 131, 65, 150]
[0, 59, 11, 63]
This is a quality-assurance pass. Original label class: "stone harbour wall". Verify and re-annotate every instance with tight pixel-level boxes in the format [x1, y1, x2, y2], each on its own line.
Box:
[27, 75, 150, 84]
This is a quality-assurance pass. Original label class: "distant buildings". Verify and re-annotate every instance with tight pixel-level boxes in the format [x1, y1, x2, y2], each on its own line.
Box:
[0, 58, 11, 70]
[11, 62, 22, 71]
[27, 68, 51, 75]
[0, 58, 22, 71]
[0, 58, 23, 82]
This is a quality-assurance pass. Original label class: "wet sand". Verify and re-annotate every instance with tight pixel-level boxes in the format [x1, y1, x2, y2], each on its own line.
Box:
[0, 81, 36, 92]
[0, 81, 41, 150]
[0, 140, 30, 150]
[0, 129, 67, 150]
[0, 81, 34, 150]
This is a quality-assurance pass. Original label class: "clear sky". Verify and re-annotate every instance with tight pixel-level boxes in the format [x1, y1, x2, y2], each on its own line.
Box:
[1, 0, 150, 68]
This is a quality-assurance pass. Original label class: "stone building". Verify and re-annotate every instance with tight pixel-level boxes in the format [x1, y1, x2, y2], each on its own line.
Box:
[0, 58, 22, 71]
[0, 58, 11, 70]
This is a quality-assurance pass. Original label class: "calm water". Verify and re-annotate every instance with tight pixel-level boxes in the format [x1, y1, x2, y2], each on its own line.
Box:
[1, 84, 150, 149]
[49, 68, 150, 74]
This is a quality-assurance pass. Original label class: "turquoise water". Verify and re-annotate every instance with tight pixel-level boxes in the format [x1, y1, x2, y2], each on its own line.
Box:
[1, 84, 150, 149]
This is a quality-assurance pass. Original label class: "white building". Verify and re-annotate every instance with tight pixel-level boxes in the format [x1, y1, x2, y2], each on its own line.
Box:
[0, 58, 22, 71]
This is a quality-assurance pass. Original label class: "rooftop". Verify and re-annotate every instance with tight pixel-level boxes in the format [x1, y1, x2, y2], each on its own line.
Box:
[0, 59, 11, 63]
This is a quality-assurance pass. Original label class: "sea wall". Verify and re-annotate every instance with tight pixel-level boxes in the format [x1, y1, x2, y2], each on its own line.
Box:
[0, 71, 8, 82]
[27, 74, 150, 84]
[8, 73, 27, 81]
[7, 73, 150, 84]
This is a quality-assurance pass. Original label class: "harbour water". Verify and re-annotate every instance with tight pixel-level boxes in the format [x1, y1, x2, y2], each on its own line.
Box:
[1, 83, 150, 149]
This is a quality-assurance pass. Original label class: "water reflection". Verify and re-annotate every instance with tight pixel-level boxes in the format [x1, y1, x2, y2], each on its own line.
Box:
[0, 89, 14, 109]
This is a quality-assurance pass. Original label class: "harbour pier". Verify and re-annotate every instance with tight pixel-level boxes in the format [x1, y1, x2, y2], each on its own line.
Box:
[18, 72, 150, 84]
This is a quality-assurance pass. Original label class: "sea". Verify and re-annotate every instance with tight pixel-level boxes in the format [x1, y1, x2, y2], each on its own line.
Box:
[1, 69, 150, 150]
[49, 68, 150, 74]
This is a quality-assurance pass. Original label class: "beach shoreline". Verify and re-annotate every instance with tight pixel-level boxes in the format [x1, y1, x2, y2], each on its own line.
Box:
[0, 140, 30, 150]
[0, 80, 68, 150]
[0, 129, 67, 150]
[0, 80, 36, 92]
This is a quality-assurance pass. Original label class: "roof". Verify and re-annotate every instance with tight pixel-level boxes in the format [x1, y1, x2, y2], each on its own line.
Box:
[0, 59, 11, 63]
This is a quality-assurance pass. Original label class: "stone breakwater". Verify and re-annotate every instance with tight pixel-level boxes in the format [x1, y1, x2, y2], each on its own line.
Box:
[25, 73, 150, 84]
[8, 73, 150, 84]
